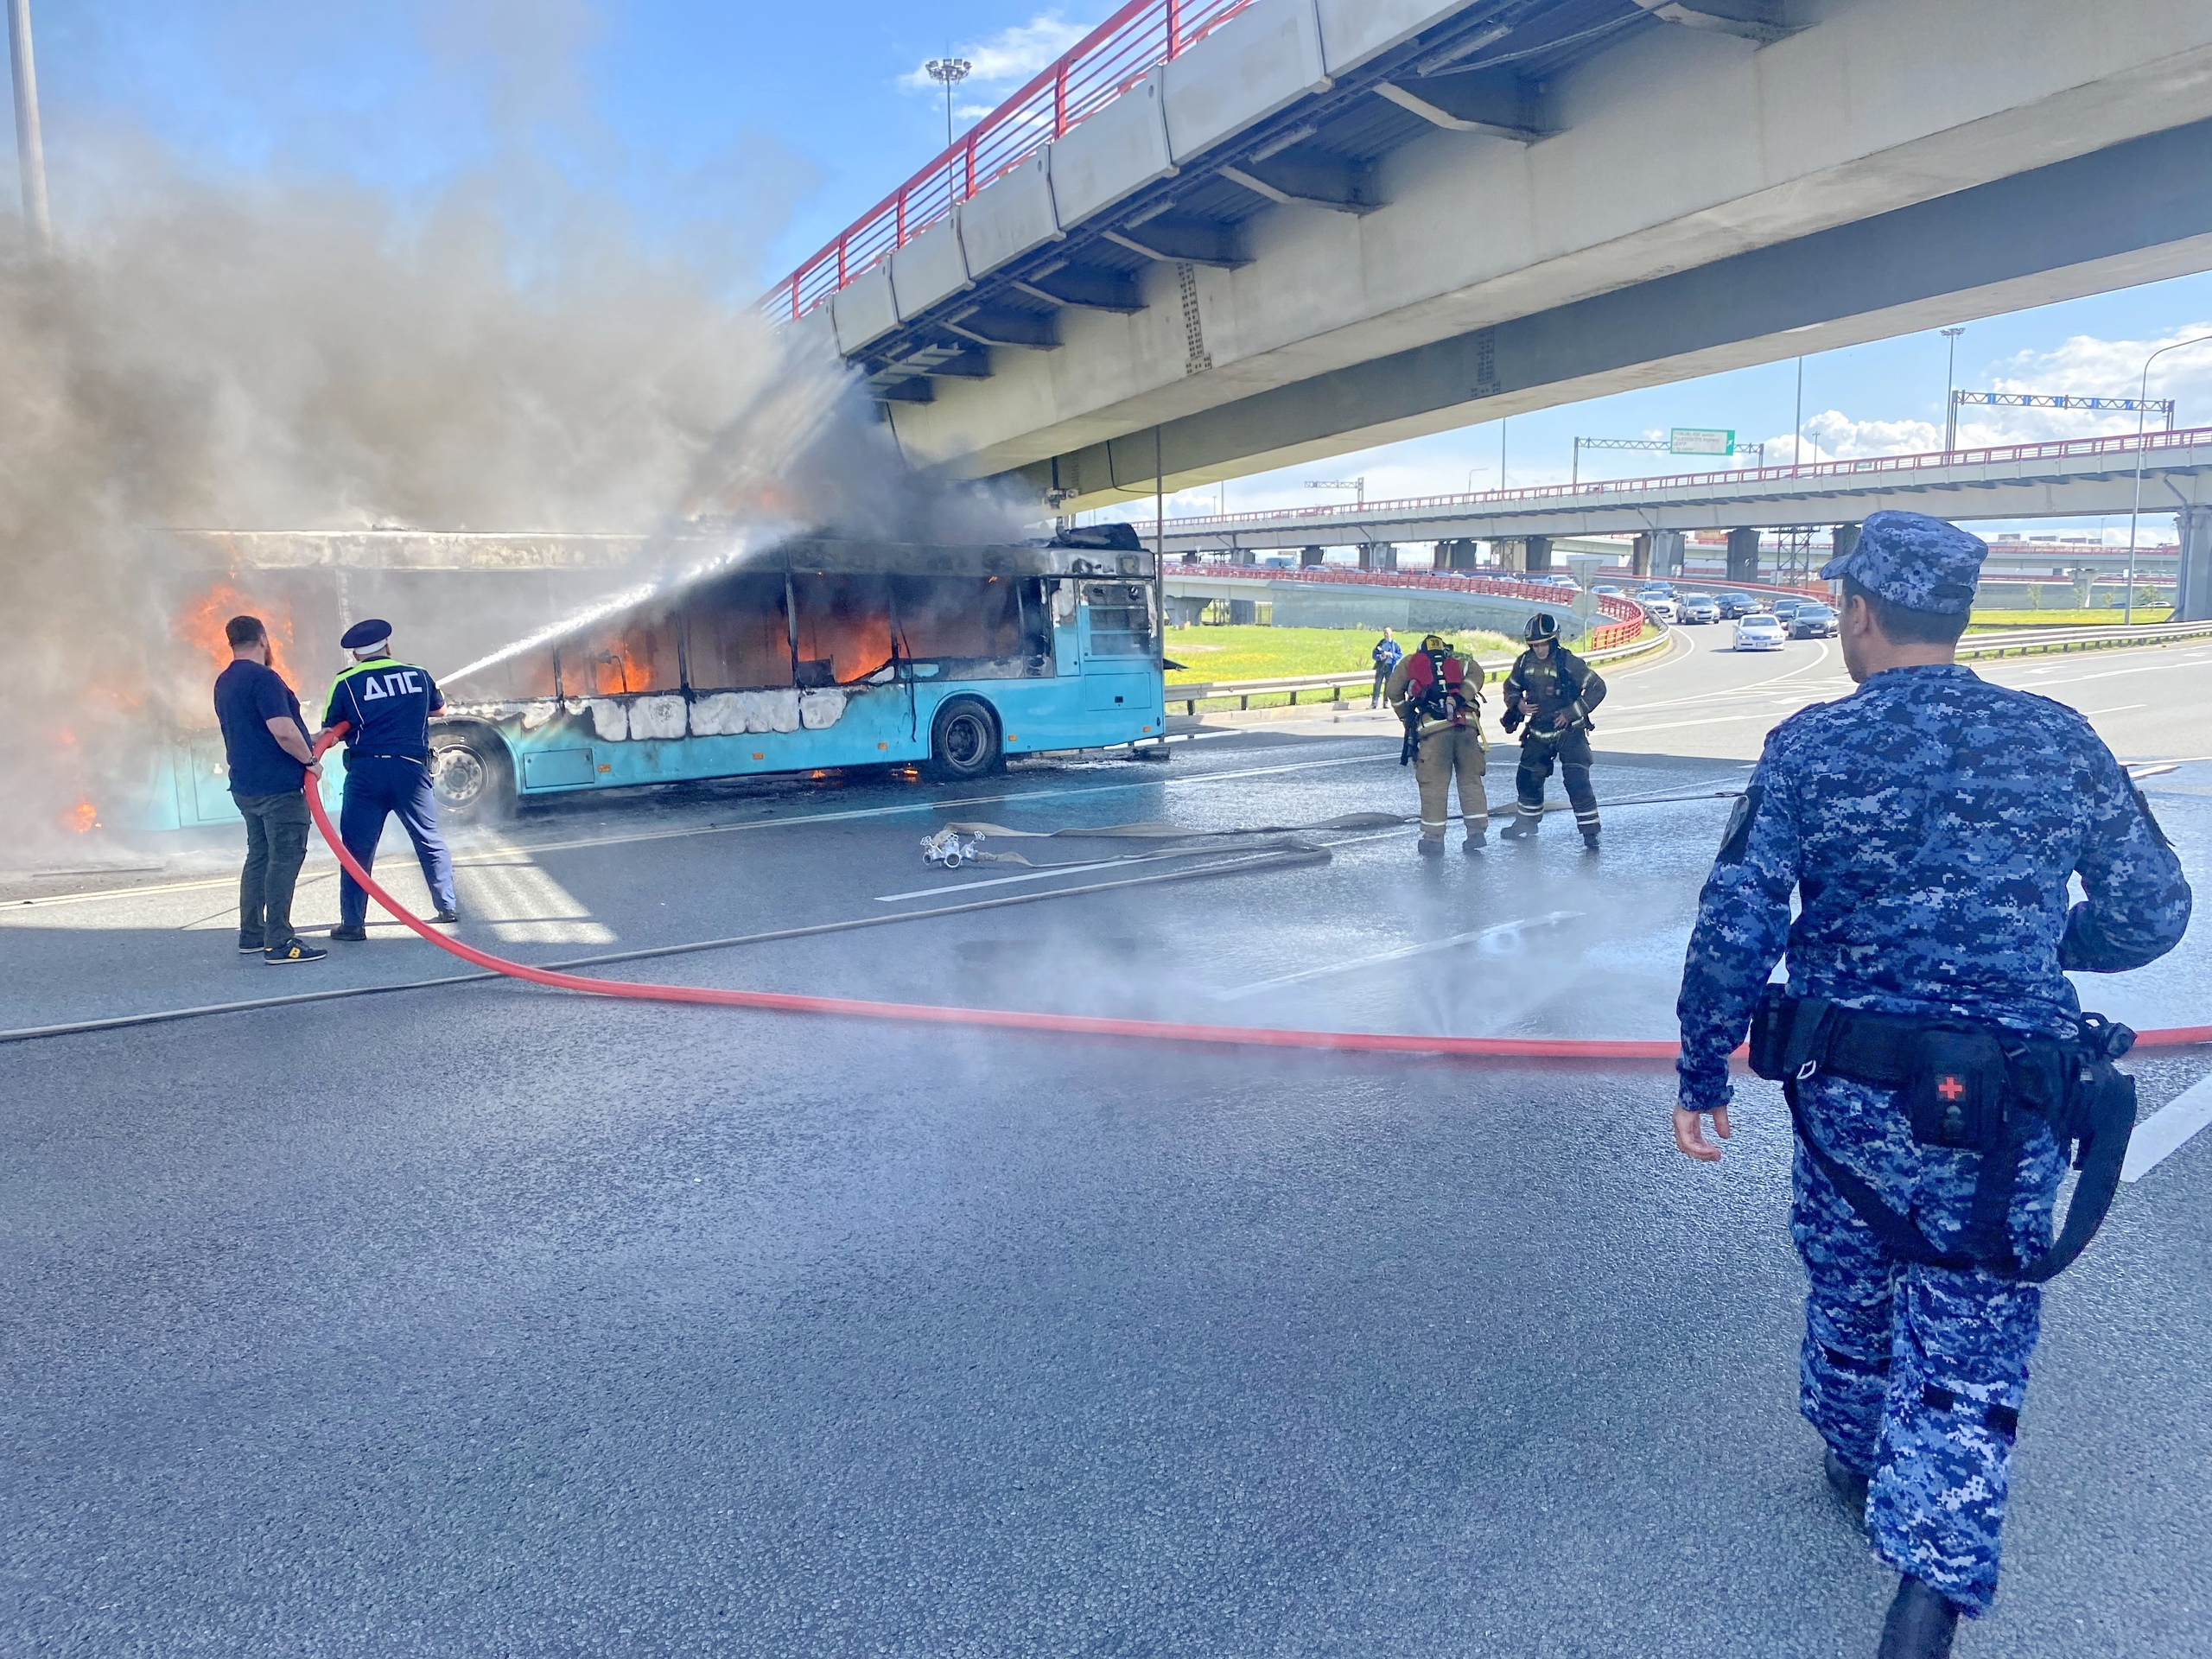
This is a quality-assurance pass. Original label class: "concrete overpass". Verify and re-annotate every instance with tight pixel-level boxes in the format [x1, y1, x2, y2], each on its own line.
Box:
[778, 0, 2212, 512]
[1143, 425, 2212, 612]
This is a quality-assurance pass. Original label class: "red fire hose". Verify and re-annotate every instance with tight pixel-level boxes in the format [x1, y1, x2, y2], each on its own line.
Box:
[306, 728, 2211, 1058]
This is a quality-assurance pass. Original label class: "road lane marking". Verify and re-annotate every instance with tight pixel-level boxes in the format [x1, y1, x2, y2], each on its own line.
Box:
[2120, 1072, 2212, 1183]
[2083, 704, 2148, 717]
[1212, 911, 1581, 1000]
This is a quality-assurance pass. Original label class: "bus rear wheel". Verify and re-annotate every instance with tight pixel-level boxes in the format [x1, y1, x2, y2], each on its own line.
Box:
[430, 731, 516, 823]
[923, 697, 1002, 783]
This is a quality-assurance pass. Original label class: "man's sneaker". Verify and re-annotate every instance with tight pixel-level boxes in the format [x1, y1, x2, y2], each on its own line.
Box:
[431, 907, 461, 924]
[328, 925, 369, 943]
[264, 939, 328, 965]
[1877, 1577, 1960, 1659]
[1416, 838, 1445, 859]
[238, 938, 266, 955]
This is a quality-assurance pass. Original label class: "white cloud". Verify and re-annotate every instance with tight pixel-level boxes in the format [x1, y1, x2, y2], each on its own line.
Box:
[899, 12, 1094, 99]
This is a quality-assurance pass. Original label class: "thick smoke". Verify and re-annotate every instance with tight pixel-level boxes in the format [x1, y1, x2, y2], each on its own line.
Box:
[0, 46, 1031, 867]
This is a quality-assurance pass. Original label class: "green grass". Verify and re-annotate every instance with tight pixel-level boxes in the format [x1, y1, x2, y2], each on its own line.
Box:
[1163, 625, 1516, 685]
[1966, 607, 2172, 630]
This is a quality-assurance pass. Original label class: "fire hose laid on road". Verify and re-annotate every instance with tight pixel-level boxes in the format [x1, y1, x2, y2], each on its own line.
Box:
[277, 728, 2208, 1062]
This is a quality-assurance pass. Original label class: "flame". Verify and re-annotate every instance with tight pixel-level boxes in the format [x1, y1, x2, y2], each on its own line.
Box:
[175, 582, 295, 683]
[64, 798, 99, 834]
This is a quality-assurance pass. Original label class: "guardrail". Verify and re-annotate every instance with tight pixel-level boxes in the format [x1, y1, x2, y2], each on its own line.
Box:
[1165, 626, 1669, 715]
[1958, 618, 2212, 658]
[766, 0, 1256, 321]
[1172, 562, 1646, 649]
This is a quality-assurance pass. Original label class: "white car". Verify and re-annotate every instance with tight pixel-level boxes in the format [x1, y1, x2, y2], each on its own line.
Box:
[1644, 595, 1680, 623]
[1734, 613, 1786, 651]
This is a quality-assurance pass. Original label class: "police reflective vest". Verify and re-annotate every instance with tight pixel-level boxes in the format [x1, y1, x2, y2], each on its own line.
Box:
[323, 657, 445, 763]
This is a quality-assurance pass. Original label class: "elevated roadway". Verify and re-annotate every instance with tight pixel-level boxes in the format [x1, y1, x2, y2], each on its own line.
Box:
[777, 0, 2212, 509]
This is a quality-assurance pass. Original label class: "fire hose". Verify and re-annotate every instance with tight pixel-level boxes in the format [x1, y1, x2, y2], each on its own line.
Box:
[281, 726, 2211, 1062]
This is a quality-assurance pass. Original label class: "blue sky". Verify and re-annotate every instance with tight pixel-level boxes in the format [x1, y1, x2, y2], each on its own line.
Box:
[14, 0, 2212, 539]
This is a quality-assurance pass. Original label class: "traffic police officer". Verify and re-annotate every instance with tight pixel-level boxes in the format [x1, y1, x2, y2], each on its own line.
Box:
[322, 620, 461, 940]
[1386, 632, 1486, 856]
[1498, 613, 1605, 848]
[1672, 512, 2190, 1656]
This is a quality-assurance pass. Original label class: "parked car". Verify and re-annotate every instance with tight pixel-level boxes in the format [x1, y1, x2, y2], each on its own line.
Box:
[1714, 592, 1759, 619]
[1678, 593, 1720, 625]
[1643, 594, 1681, 623]
[1734, 613, 1786, 652]
[1789, 602, 1840, 639]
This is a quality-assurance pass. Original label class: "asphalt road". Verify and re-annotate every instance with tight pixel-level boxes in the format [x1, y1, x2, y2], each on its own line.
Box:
[3, 629, 2209, 1656]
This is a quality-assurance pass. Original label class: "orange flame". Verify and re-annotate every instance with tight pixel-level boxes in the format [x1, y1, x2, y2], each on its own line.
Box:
[64, 799, 99, 834]
[176, 582, 295, 683]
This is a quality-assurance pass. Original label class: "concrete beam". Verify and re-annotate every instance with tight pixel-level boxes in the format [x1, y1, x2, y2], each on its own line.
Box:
[1027, 118, 2212, 506]
[1633, 0, 1799, 46]
[1373, 73, 1554, 143]
[874, 378, 934, 404]
[1220, 154, 1382, 214]
[1103, 215, 1249, 269]
[1014, 266, 1148, 312]
[919, 346, 994, 378]
[946, 307, 1059, 350]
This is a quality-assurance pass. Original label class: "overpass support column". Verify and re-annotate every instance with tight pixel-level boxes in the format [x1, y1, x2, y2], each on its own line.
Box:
[1358, 543, 1399, 572]
[1650, 530, 1685, 577]
[1524, 536, 1554, 574]
[1440, 538, 1481, 571]
[1300, 545, 1324, 568]
[1229, 599, 1258, 625]
[1631, 533, 1651, 577]
[1230, 548, 1255, 566]
[2178, 506, 2212, 621]
[1832, 522, 1860, 567]
[1726, 527, 1761, 583]
[1495, 539, 1525, 573]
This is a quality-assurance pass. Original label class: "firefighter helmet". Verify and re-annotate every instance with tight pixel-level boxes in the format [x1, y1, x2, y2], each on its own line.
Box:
[1525, 613, 1560, 644]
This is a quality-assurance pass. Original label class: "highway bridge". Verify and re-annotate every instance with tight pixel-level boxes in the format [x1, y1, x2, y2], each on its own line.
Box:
[773, 0, 2212, 513]
[1146, 425, 2212, 615]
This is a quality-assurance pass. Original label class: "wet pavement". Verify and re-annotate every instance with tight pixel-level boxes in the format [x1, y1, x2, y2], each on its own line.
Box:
[3, 631, 2209, 1656]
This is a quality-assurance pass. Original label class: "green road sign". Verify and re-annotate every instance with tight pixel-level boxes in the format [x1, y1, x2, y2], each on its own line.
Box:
[1669, 427, 1735, 456]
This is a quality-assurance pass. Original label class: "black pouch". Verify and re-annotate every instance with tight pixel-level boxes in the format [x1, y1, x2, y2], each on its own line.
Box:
[1906, 1027, 2009, 1150]
[1747, 984, 1792, 1081]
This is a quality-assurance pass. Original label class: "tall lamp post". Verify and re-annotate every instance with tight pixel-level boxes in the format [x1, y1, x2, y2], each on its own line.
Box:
[8, 0, 51, 253]
[2123, 331, 2212, 623]
[924, 57, 971, 149]
[1940, 327, 1966, 452]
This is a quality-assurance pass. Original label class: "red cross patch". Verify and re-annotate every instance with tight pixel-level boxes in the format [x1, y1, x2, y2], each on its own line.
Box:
[1937, 1075, 1967, 1103]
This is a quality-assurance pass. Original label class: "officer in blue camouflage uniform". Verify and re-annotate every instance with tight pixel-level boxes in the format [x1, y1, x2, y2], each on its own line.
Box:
[1670, 512, 2190, 1657]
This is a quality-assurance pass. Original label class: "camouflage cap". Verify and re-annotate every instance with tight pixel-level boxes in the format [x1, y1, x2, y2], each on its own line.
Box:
[1820, 511, 1986, 616]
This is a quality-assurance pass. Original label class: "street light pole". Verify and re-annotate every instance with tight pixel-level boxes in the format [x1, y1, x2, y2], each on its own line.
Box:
[2124, 331, 2212, 623]
[1941, 327, 1965, 452]
[8, 0, 52, 254]
[924, 57, 971, 149]
[1792, 355, 1804, 472]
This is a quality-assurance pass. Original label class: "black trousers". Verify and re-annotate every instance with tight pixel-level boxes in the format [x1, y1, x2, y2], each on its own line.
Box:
[1514, 728, 1599, 831]
[235, 790, 310, 949]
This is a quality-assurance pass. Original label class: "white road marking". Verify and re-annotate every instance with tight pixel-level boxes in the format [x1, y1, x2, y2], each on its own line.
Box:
[2120, 1071, 2212, 1183]
[2082, 704, 2148, 717]
[1212, 911, 1580, 1000]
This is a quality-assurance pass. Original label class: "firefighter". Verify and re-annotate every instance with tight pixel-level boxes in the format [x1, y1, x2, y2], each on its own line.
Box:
[1387, 632, 1487, 856]
[1499, 612, 1605, 849]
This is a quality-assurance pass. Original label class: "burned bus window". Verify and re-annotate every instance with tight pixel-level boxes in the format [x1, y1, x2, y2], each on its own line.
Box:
[791, 572, 894, 685]
[684, 571, 794, 690]
[888, 575, 1027, 664]
[449, 643, 557, 702]
[1084, 582, 1155, 656]
[564, 608, 681, 696]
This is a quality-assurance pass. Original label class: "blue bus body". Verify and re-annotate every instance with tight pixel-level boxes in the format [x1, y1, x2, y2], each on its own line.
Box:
[427, 537, 1163, 817]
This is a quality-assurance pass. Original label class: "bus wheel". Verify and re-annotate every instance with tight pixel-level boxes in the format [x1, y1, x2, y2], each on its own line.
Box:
[924, 697, 1001, 782]
[430, 732, 515, 823]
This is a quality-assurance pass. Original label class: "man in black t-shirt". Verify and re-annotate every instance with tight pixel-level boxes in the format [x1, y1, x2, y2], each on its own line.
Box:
[212, 614, 327, 964]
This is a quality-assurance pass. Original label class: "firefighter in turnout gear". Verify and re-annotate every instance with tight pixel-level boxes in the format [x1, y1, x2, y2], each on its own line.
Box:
[1499, 613, 1605, 849]
[1387, 633, 1488, 856]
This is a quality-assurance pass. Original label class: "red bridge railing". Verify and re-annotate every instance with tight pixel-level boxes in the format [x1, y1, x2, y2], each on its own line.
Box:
[766, 0, 1257, 323]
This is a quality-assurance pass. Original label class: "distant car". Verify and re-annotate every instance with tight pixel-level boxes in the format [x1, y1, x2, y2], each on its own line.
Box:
[1592, 583, 1623, 596]
[1734, 613, 1786, 652]
[1678, 593, 1719, 625]
[1636, 583, 1675, 601]
[1789, 602, 1839, 639]
[1643, 595, 1681, 623]
[1770, 597, 1808, 623]
[1714, 592, 1759, 619]
[1262, 556, 1293, 569]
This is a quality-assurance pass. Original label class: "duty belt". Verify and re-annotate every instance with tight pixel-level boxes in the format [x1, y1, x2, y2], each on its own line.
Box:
[1748, 988, 2138, 1282]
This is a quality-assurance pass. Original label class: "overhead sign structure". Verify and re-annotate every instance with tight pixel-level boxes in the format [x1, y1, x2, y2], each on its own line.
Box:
[1669, 428, 1736, 456]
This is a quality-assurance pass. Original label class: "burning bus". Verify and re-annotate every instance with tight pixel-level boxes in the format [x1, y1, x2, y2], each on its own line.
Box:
[420, 526, 1165, 819]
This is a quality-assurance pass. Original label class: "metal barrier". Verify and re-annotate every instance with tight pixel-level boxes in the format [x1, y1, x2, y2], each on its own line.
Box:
[1959, 619, 2212, 658]
[766, 0, 1256, 321]
[1173, 563, 1646, 650]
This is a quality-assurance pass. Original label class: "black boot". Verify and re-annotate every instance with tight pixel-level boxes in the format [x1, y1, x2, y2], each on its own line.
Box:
[1876, 1578, 1959, 1659]
[1823, 1449, 1869, 1526]
[1416, 837, 1445, 858]
[1500, 812, 1538, 841]
[1580, 826, 1600, 852]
